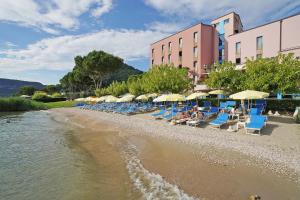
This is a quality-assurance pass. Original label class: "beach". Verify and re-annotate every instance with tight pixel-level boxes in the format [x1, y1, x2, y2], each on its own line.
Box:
[51, 108, 300, 199]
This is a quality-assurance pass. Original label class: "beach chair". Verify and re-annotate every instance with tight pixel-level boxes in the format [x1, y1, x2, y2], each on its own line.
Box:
[245, 115, 266, 135]
[163, 111, 179, 121]
[203, 101, 211, 108]
[151, 109, 166, 117]
[203, 107, 219, 118]
[219, 102, 227, 110]
[209, 113, 229, 128]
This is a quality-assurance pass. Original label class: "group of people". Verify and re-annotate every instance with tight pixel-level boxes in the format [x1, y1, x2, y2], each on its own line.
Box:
[170, 105, 240, 126]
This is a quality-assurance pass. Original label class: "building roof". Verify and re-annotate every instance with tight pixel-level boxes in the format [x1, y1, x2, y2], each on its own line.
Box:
[228, 12, 300, 37]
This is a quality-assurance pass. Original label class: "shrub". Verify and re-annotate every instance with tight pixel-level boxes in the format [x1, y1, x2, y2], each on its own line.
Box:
[32, 91, 50, 101]
[0, 97, 47, 112]
[51, 92, 63, 98]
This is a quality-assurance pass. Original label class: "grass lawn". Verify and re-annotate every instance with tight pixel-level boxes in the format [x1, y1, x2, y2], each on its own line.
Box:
[44, 101, 77, 109]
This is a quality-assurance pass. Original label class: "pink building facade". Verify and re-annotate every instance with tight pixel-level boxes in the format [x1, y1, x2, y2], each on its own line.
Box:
[228, 14, 300, 64]
[150, 12, 300, 87]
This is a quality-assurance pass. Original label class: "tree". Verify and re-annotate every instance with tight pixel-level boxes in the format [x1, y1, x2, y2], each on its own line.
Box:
[18, 86, 37, 96]
[44, 85, 60, 95]
[244, 54, 300, 93]
[82, 50, 123, 89]
[205, 62, 245, 93]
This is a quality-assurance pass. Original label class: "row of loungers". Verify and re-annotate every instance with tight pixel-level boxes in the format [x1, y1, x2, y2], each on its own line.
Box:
[151, 107, 268, 135]
[80, 102, 156, 115]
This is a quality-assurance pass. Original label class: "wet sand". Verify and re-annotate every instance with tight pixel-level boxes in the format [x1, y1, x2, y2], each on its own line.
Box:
[51, 108, 300, 200]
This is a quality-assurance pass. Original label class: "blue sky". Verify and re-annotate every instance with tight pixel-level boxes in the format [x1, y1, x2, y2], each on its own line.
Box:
[0, 0, 300, 84]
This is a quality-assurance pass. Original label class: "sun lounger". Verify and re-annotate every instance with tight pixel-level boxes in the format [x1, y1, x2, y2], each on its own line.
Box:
[209, 113, 229, 128]
[151, 109, 166, 117]
[245, 115, 266, 135]
[203, 107, 219, 118]
[163, 111, 178, 121]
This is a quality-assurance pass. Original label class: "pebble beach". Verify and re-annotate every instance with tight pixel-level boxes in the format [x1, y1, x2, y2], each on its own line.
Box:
[51, 108, 300, 199]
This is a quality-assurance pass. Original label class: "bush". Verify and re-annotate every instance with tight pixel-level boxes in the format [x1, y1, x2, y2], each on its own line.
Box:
[32, 91, 50, 101]
[266, 99, 300, 112]
[51, 92, 63, 98]
[0, 97, 47, 112]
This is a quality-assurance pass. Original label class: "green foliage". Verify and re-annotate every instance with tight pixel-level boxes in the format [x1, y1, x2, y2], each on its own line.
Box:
[141, 64, 192, 94]
[95, 88, 109, 97]
[206, 54, 300, 94]
[244, 54, 300, 93]
[266, 99, 300, 112]
[60, 51, 141, 98]
[127, 75, 145, 95]
[82, 50, 123, 89]
[51, 92, 63, 98]
[0, 97, 47, 112]
[44, 85, 61, 95]
[44, 101, 76, 109]
[205, 61, 245, 93]
[18, 86, 37, 96]
[96, 65, 193, 97]
[106, 81, 128, 96]
[32, 91, 49, 101]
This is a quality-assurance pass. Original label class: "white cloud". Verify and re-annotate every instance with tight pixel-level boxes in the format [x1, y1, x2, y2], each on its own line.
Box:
[0, 29, 168, 73]
[144, 0, 300, 27]
[148, 21, 187, 33]
[0, 0, 113, 34]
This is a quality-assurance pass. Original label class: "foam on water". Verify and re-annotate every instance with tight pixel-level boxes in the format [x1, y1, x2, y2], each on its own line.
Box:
[123, 143, 200, 200]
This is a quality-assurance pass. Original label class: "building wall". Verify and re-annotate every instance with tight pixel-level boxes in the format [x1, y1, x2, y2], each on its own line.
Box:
[228, 14, 300, 64]
[281, 15, 300, 57]
[150, 24, 215, 80]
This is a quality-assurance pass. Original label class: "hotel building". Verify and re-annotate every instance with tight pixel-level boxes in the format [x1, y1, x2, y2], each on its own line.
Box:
[150, 12, 300, 90]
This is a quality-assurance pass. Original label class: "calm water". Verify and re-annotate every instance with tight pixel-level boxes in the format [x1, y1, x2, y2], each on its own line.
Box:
[0, 111, 197, 200]
[0, 111, 101, 200]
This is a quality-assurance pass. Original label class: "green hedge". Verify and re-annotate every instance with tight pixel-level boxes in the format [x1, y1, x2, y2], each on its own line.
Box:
[0, 97, 47, 112]
[194, 98, 300, 112]
[35, 97, 67, 103]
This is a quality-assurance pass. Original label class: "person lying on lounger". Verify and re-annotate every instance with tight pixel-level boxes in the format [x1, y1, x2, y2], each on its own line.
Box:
[172, 112, 191, 124]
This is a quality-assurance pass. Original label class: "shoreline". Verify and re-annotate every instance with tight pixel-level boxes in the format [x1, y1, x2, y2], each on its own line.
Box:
[50, 108, 300, 199]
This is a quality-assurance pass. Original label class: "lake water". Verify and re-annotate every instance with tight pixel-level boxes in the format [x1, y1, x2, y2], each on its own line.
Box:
[0, 111, 104, 200]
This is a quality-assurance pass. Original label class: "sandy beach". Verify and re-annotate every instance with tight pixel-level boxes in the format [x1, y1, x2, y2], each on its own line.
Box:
[51, 108, 300, 200]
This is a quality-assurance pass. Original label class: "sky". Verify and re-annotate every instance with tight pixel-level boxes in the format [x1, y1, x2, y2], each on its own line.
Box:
[0, 0, 300, 84]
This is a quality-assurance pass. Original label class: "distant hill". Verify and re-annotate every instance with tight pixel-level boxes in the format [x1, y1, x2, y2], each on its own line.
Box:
[0, 78, 45, 97]
[103, 63, 143, 86]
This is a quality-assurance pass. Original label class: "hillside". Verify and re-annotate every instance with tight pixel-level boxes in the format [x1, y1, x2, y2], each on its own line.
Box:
[0, 78, 45, 97]
[103, 63, 143, 86]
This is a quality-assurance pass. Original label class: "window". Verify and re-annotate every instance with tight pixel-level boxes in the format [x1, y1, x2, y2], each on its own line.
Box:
[161, 56, 164, 63]
[256, 54, 262, 59]
[193, 61, 198, 68]
[256, 36, 263, 50]
[162, 45, 165, 54]
[179, 51, 182, 57]
[235, 42, 241, 56]
[178, 65, 182, 68]
[224, 18, 230, 24]
[168, 42, 172, 52]
[193, 32, 198, 43]
[193, 47, 198, 58]
[152, 49, 154, 57]
[152, 59, 154, 65]
[168, 54, 171, 63]
[236, 58, 241, 64]
[179, 38, 183, 48]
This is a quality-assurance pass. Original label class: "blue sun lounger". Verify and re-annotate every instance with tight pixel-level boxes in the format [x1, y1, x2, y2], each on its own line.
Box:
[245, 115, 266, 135]
[209, 113, 229, 128]
[163, 110, 178, 121]
[151, 109, 166, 117]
